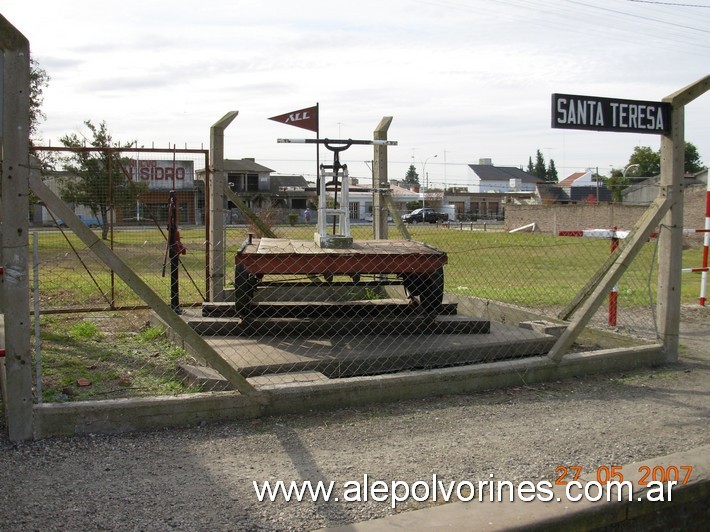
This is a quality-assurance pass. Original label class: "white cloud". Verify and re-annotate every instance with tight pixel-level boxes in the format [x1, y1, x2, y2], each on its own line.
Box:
[5, 0, 710, 182]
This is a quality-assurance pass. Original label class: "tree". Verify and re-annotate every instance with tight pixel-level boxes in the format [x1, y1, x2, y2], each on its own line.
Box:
[627, 142, 704, 176]
[403, 164, 419, 186]
[604, 168, 629, 203]
[526, 157, 534, 174]
[628, 146, 660, 177]
[533, 150, 546, 181]
[58, 120, 144, 239]
[685, 142, 704, 173]
[28, 58, 57, 221]
[29, 58, 50, 143]
[546, 159, 558, 183]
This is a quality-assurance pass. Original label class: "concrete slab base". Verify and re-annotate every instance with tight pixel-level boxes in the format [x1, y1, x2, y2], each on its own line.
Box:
[519, 319, 568, 338]
[31, 344, 665, 438]
[187, 314, 491, 337]
[178, 365, 328, 391]
[197, 320, 554, 378]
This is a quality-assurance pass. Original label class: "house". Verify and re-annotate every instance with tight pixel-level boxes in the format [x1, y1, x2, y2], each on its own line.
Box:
[467, 158, 541, 193]
[35, 158, 202, 226]
[557, 170, 612, 203]
[196, 158, 315, 218]
[265, 174, 312, 211]
[341, 180, 426, 220]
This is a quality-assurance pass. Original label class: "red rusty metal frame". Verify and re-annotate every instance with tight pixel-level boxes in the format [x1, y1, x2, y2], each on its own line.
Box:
[236, 252, 447, 276]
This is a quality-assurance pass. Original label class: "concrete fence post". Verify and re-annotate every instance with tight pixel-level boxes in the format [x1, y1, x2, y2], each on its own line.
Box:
[0, 15, 33, 441]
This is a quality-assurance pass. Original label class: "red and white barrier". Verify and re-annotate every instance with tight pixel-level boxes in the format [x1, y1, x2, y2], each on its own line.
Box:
[680, 180, 710, 306]
[700, 179, 710, 306]
[560, 180, 710, 309]
[609, 230, 621, 326]
[558, 227, 627, 327]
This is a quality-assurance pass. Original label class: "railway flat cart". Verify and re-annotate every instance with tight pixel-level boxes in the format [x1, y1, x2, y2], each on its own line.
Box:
[233, 136, 451, 325]
[234, 237, 447, 315]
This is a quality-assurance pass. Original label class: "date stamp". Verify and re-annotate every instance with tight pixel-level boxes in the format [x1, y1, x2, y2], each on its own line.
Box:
[555, 465, 693, 486]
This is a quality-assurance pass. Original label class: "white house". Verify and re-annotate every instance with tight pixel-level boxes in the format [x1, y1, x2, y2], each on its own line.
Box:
[556, 170, 612, 203]
[467, 158, 541, 193]
[345, 180, 428, 220]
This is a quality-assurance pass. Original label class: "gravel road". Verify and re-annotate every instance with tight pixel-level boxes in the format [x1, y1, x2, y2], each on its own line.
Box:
[1, 305, 708, 531]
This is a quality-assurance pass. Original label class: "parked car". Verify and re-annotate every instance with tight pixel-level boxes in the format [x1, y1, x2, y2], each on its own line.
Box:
[53, 215, 102, 228]
[401, 208, 449, 224]
[78, 215, 102, 228]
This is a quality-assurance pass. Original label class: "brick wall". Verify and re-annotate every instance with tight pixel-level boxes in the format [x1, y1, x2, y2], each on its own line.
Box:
[505, 184, 708, 235]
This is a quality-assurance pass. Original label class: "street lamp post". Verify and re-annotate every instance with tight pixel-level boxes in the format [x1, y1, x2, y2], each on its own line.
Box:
[421, 154, 437, 208]
[617, 163, 640, 202]
[623, 163, 640, 178]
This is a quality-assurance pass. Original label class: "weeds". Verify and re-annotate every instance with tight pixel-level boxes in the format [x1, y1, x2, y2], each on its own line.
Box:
[35, 314, 195, 403]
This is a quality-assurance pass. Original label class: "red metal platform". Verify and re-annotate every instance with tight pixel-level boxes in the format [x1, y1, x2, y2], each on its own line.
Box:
[235, 238, 447, 275]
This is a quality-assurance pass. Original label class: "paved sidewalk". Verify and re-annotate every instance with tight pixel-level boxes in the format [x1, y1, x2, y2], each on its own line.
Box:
[323, 445, 710, 531]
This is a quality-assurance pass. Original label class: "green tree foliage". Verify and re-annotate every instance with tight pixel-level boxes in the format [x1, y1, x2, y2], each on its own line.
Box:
[29, 58, 50, 142]
[527, 150, 558, 182]
[628, 142, 704, 176]
[28, 58, 57, 215]
[546, 159, 558, 183]
[533, 149, 547, 180]
[403, 164, 420, 186]
[628, 146, 660, 177]
[603, 168, 629, 203]
[59, 120, 144, 239]
[685, 142, 704, 173]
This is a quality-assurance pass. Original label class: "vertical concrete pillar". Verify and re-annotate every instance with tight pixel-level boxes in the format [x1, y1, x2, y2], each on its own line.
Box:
[373, 117, 393, 240]
[209, 111, 238, 302]
[0, 15, 33, 441]
[657, 75, 710, 362]
[657, 108, 684, 362]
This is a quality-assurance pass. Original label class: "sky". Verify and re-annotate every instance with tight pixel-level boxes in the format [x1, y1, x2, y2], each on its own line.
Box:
[3, 0, 710, 188]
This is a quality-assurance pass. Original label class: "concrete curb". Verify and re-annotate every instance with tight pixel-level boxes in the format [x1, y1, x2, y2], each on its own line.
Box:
[32, 346, 664, 438]
[322, 445, 710, 531]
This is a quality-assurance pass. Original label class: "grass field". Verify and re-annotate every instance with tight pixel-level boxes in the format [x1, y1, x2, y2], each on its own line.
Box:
[29, 224, 705, 402]
[32, 224, 707, 311]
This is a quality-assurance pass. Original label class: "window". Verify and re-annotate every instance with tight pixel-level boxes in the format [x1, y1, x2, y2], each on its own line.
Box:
[349, 202, 360, 220]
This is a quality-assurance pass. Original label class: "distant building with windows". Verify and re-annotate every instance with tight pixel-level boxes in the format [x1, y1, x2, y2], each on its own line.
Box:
[467, 158, 541, 193]
[196, 158, 315, 222]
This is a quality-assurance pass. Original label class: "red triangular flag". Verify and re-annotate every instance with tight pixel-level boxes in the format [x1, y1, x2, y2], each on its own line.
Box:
[268, 105, 318, 133]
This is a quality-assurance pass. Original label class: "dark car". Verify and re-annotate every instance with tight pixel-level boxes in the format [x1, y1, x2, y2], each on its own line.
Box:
[401, 208, 448, 224]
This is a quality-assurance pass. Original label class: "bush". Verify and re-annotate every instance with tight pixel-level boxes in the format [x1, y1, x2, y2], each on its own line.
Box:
[287, 213, 299, 226]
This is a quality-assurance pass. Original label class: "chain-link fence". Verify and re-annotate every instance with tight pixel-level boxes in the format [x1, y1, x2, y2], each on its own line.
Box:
[27, 147, 706, 404]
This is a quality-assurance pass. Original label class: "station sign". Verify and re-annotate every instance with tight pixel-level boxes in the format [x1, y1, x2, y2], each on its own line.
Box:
[128, 159, 195, 190]
[551, 93, 671, 134]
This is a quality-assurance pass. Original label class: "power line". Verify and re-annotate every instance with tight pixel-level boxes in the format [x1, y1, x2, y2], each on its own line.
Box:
[627, 0, 710, 7]
[566, 0, 710, 33]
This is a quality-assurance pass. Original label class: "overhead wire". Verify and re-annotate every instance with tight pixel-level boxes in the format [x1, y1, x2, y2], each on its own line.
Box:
[411, 0, 710, 54]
